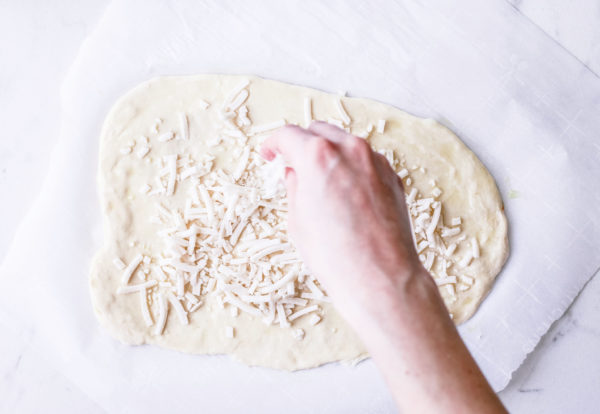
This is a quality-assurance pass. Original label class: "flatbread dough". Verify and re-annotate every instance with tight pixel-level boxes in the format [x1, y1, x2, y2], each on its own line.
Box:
[90, 74, 508, 370]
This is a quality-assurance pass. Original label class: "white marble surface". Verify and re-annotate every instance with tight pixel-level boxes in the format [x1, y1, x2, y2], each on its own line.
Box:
[500, 268, 600, 412]
[0, 0, 109, 263]
[0, 1, 109, 412]
[0, 1, 598, 412]
[509, 0, 600, 76]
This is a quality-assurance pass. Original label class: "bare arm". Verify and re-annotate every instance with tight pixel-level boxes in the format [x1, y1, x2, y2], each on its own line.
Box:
[261, 122, 506, 414]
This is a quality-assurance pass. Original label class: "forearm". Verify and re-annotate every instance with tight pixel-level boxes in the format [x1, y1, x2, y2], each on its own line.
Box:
[350, 269, 506, 414]
[261, 124, 503, 412]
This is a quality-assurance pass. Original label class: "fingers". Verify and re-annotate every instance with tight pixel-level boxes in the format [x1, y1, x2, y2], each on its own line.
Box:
[372, 151, 390, 168]
[308, 120, 352, 143]
[262, 123, 345, 175]
[372, 151, 404, 190]
[260, 125, 315, 168]
[284, 167, 297, 205]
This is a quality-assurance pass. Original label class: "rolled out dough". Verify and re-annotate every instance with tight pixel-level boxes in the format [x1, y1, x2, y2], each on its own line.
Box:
[90, 74, 508, 370]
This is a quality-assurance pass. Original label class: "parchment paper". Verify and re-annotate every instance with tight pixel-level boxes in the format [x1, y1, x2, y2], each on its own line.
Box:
[1, 1, 599, 412]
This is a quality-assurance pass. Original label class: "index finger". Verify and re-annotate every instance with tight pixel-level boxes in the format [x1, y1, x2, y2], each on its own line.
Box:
[260, 125, 315, 169]
[308, 120, 352, 143]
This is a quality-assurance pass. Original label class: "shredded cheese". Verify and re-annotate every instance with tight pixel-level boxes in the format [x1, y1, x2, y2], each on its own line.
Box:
[117, 280, 157, 294]
[115, 79, 481, 337]
[293, 328, 305, 340]
[167, 292, 189, 325]
[136, 145, 150, 159]
[223, 79, 249, 109]
[446, 243, 457, 257]
[227, 89, 249, 111]
[113, 257, 126, 270]
[460, 275, 474, 285]
[153, 292, 168, 335]
[471, 237, 480, 258]
[258, 268, 296, 294]
[416, 240, 429, 254]
[426, 204, 441, 241]
[303, 97, 312, 127]
[140, 288, 153, 327]
[309, 314, 321, 325]
[406, 188, 418, 204]
[442, 227, 461, 238]
[335, 98, 351, 125]
[236, 105, 251, 127]
[435, 276, 457, 286]
[165, 155, 177, 196]
[185, 292, 199, 305]
[249, 119, 286, 135]
[459, 253, 473, 268]
[223, 292, 262, 316]
[277, 303, 290, 327]
[232, 146, 250, 181]
[158, 131, 175, 142]
[288, 305, 319, 321]
[179, 113, 189, 140]
[424, 251, 435, 271]
[451, 217, 462, 226]
[121, 254, 143, 284]
[198, 99, 210, 110]
[327, 118, 344, 129]
[152, 118, 162, 133]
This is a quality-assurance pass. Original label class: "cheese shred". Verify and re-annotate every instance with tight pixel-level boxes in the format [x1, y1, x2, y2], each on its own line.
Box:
[114, 79, 480, 338]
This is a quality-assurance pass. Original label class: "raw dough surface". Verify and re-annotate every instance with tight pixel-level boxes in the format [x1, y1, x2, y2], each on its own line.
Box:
[90, 74, 508, 370]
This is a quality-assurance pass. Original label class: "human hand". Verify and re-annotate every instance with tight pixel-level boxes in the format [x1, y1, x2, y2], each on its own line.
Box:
[261, 122, 506, 413]
[260, 121, 432, 326]
[261, 122, 505, 413]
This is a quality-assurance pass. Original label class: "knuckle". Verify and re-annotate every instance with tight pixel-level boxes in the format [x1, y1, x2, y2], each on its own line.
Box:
[347, 136, 371, 158]
[308, 137, 335, 159]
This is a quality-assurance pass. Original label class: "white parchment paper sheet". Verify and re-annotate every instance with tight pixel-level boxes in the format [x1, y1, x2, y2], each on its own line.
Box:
[1, 1, 599, 412]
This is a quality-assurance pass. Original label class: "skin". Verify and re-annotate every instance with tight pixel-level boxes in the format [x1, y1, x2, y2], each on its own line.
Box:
[261, 121, 506, 414]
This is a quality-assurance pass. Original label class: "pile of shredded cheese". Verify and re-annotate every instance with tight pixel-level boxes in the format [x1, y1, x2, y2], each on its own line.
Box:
[379, 151, 478, 308]
[113, 80, 478, 338]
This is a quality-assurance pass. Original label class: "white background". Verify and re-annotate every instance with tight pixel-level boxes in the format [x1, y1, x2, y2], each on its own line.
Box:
[1, 1, 599, 412]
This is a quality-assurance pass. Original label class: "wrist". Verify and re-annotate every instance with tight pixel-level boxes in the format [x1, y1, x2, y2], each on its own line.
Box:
[343, 265, 442, 336]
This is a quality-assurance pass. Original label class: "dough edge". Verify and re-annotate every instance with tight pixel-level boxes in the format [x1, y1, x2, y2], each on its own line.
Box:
[89, 74, 509, 370]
